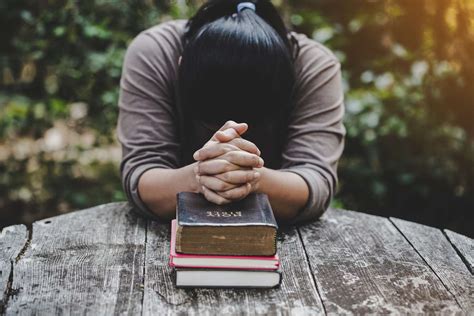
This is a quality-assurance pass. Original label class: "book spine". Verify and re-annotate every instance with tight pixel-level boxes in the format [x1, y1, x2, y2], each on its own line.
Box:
[273, 230, 277, 256]
[169, 261, 279, 270]
[175, 224, 183, 253]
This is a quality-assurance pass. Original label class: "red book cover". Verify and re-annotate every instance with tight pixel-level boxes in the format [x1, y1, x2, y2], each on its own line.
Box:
[169, 220, 279, 270]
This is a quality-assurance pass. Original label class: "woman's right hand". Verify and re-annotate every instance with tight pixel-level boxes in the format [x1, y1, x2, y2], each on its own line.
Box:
[193, 120, 264, 205]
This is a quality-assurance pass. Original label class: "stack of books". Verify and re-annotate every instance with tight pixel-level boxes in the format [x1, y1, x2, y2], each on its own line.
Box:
[169, 192, 281, 288]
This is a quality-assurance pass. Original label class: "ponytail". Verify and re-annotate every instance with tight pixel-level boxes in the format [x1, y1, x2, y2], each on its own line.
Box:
[183, 0, 299, 61]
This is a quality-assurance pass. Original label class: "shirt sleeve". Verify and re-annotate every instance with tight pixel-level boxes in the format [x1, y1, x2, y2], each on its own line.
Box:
[117, 29, 181, 218]
[279, 45, 346, 225]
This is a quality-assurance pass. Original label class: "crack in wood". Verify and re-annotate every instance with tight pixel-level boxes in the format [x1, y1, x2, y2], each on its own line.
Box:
[444, 230, 474, 275]
[14, 226, 32, 264]
[296, 227, 328, 316]
[388, 218, 463, 310]
[140, 220, 148, 316]
[0, 225, 30, 315]
[0, 261, 15, 315]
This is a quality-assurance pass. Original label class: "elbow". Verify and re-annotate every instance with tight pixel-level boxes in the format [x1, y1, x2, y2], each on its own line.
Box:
[122, 162, 172, 222]
[126, 185, 173, 222]
[136, 168, 176, 222]
[289, 199, 328, 226]
[289, 171, 333, 225]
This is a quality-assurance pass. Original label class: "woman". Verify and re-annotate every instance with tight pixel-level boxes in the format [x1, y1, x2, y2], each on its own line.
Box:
[117, 0, 345, 224]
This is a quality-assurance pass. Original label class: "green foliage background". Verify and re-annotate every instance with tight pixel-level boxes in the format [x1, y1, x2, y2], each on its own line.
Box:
[1, 0, 473, 237]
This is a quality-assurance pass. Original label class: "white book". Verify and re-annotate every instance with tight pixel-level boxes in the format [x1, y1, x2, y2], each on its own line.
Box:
[175, 269, 282, 288]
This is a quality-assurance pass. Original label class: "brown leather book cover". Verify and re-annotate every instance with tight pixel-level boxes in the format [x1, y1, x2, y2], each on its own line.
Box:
[176, 192, 278, 256]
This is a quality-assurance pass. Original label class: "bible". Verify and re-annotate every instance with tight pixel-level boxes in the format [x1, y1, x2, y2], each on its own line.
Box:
[176, 192, 278, 256]
[170, 220, 279, 270]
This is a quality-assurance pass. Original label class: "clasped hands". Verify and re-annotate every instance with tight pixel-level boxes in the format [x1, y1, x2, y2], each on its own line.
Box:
[193, 120, 264, 205]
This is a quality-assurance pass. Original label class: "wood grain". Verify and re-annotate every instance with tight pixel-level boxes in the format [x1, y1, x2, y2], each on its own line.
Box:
[445, 229, 474, 274]
[0, 225, 28, 308]
[298, 208, 462, 314]
[2, 202, 471, 314]
[142, 222, 324, 315]
[5, 203, 146, 315]
[391, 218, 473, 311]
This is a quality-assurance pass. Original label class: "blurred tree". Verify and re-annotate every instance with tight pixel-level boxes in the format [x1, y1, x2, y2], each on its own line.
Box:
[289, 0, 474, 235]
[0, 0, 472, 237]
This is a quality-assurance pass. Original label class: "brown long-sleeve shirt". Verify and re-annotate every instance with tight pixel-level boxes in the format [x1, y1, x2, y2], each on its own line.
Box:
[117, 19, 345, 224]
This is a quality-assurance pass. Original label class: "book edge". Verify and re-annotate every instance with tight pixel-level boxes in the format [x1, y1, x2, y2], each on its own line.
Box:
[174, 268, 282, 289]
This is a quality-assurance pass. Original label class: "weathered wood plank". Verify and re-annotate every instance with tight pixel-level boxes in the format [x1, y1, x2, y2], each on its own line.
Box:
[0, 225, 28, 308]
[391, 218, 474, 311]
[143, 222, 325, 315]
[5, 202, 146, 315]
[299, 208, 462, 314]
[445, 229, 474, 274]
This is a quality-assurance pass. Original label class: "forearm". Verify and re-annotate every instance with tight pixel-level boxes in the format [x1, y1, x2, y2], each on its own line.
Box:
[137, 163, 200, 220]
[255, 167, 309, 223]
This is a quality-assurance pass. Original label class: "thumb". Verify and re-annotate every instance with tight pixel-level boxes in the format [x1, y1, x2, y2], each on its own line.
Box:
[215, 128, 240, 142]
[233, 123, 248, 136]
[215, 123, 248, 142]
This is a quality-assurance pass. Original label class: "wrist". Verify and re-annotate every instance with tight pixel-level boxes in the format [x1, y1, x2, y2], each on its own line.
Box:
[254, 167, 268, 194]
[184, 162, 201, 193]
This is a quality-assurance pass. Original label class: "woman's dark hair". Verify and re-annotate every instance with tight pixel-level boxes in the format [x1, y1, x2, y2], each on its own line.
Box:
[178, 0, 299, 127]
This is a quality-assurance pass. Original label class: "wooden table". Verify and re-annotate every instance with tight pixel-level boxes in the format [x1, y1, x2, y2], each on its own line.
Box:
[0, 203, 472, 315]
